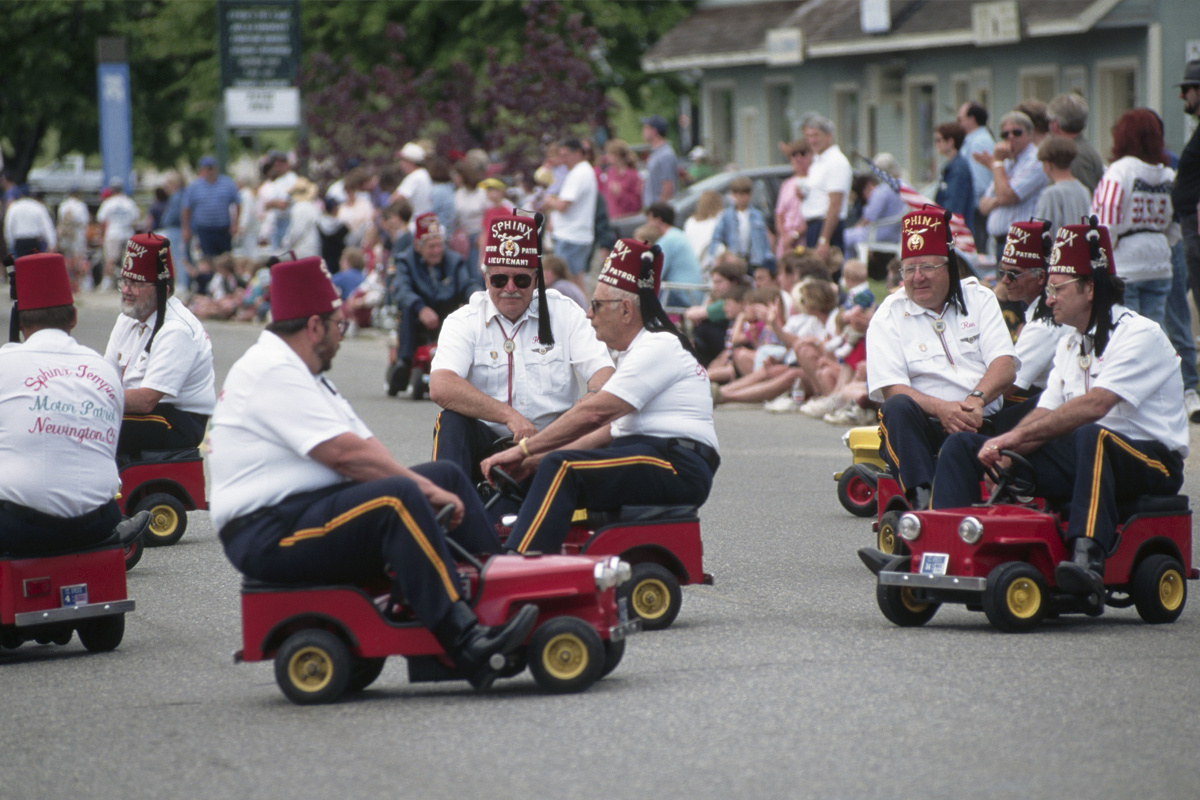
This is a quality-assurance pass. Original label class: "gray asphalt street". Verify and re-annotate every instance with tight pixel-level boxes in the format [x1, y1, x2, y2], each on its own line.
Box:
[2, 291, 1197, 800]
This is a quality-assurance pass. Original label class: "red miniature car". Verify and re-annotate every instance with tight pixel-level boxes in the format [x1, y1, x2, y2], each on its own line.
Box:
[408, 342, 436, 401]
[858, 452, 1195, 632]
[235, 551, 639, 705]
[118, 448, 207, 547]
[1, 532, 137, 653]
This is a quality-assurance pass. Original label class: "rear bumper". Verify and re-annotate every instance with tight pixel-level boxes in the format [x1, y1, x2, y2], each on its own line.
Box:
[879, 571, 986, 592]
[14, 599, 135, 627]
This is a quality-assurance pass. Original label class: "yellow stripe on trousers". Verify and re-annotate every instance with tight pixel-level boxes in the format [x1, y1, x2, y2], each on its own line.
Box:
[515, 455, 677, 553]
[431, 412, 443, 461]
[278, 496, 459, 602]
[877, 419, 904, 493]
[123, 414, 172, 428]
[1084, 429, 1171, 539]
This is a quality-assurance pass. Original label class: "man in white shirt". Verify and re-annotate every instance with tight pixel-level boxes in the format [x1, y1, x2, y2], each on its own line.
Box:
[103, 234, 215, 459]
[801, 115, 853, 262]
[3, 192, 56, 258]
[394, 142, 433, 217]
[57, 189, 90, 288]
[210, 256, 536, 691]
[866, 205, 1018, 509]
[482, 238, 720, 555]
[256, 151, 296, 251]
[0, 253, 136, 554]
[96, 177, 140, 290]
[933, 220, 1186, 603]
[543, 138, 597, 290]
[430, 213, 614, 496]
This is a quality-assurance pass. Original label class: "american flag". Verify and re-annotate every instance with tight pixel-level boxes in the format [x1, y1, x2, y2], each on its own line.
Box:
[859, 155, 977, 255]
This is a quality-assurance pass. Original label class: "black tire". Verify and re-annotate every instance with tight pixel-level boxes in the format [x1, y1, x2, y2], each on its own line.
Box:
[134, 492, 188, 547]
[527, 617, 605, 694]
[123, 534, 144, 571]
[410, 367, 426, 400]
[982, 562, 1047, 632]
[877, 510, 908, 556]
[1132, 554, 1188, 624]
[77, 615, 125, 652]
[837, 465, 878, 517]
[619, 562, 682, 631]
[346, 656, 387, 693]
[600, 638, 625, 678]
[274, 629, 353, 705]
[876, 582, 939, 627]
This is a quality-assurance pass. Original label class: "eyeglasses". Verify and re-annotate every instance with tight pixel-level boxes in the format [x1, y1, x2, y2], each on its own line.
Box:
[1045, 278, 1081, 298]
[116, 278, 153, 292]
[997, 267, 1043, 283]
[999, 129, 1026, 139]
[488, 272, 533, 289]
[590, 299, 623, 314]
[899, 263, 946, 279]
[323, 317, 350, 336]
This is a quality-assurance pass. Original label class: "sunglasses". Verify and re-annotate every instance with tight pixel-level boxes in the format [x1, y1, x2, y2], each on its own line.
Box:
[997, 267, 1043, 282]
[488, 272, 533, 289]
[999, 129, 1026, 139]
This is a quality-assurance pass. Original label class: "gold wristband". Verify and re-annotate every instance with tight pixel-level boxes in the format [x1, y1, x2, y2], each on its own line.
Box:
[519, 438, 532, 457]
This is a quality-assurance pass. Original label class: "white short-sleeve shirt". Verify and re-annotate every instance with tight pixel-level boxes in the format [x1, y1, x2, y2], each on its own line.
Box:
[208, 331, 375, 529]
[805, 145, 852, 221]
[1038, 306, 1188, 456]
[604, 329, 719, 451]
[1013, 303, 1071, 391]
[0, 329, 123, 518]
[550, 161, 598, 244]
[866, 278, 1018, 413]
[104, 296, 216, 414]
[431, 289, 614, 435]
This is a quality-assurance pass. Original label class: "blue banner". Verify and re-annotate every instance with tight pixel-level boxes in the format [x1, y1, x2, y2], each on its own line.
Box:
[97, 62, 133, 191]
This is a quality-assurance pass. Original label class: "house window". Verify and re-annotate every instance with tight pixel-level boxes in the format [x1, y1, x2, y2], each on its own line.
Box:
[834, 84, 860, 157]
[766, 82, 793, 164]
[707, 85, 735, 167]
[1062, 66, 1087, 100]
[1095, 61, 1138, 160]
[907, 79, 937, 185]
[1019, 67, 1057, 101]
[740, 106, 761, 167]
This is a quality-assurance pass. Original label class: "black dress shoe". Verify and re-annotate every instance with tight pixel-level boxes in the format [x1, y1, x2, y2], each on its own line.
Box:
[434, 601, 539, 692]
[115, 511, 151, 545]
[1054, 537, 1106, 598]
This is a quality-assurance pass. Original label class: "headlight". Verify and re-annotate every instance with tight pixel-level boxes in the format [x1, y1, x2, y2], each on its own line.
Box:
[958, 516, 984, 544]
[594, 561, 617, 591]
[898, 513, 922, 541]
[841, 431, 851, 447]
[612, 557, 632, 586]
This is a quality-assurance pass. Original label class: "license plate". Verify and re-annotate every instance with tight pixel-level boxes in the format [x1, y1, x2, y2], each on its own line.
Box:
[918, 553, 949, 576]
[61, 584, 89, 607]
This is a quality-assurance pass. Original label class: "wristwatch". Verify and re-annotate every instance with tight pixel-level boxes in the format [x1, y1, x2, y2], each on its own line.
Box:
[968, 390, 986, 401]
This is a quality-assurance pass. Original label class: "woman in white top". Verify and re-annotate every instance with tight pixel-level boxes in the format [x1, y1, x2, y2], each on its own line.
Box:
[452, 160, 487, 271]
[683, 190, 725, 273]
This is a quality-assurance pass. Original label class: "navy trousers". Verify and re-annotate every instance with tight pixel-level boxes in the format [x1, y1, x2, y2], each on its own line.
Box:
[932, 425, 1183, 552]
[219, 462, 500, 629]
[432, 409, 527, 523]
[504, 435, 715, 555]
[118, 402, 207, 458]
[0, 498, 121, 556]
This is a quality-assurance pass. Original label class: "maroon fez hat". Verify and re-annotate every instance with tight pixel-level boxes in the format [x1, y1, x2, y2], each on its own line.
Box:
[414, 213, 443, 243]
[1001, 220, 1052, 270]
[1048, 221, 1115, 276]
[598, 238, 662, 296]
[481, 214, 539, 271]
[900, 204, 953, 260]
[269, 257, 342, 322]
[15, 253, 73, 310]
[121, 233, 174, 283]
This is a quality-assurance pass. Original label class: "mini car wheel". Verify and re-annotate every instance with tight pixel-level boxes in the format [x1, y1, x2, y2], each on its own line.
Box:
[1132, 554, 1188, 624]
[410, 367, 426, 400]
[877, 510, 908, 556]
[620, 562, 682, 630]
[123, 533, 144, 571]
[77, 615, 124, 652]
[837, 465, 878, 517]
[982, 562, 1047, 632]
[600, 638, 625, 678]
[877, 582, 939, 627]
[346, 656, 387, 693]
[528, 616, 604, 694]
[275, 629, 352, 705]
[135, 492, 188, 547]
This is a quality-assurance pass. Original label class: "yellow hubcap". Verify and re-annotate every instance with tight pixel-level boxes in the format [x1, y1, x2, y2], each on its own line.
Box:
[287, 647, 333, 692]
[1006, 577, 1042, 619]
[879, 523, 896, 554]
[900, 587, 929, 613]
[631, 578, 670, 620]
[149, 505, 178, 537]
[1159, 569, 1184, 611]
[541, 633, 587, 681]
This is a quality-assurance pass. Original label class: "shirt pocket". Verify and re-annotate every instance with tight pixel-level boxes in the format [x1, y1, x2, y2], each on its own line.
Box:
[530, 346, 569, 395]
[472, 346, 507, 397]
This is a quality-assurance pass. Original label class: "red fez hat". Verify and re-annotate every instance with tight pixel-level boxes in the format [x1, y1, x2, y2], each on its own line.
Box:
[1000, 220, 1052, 270]
[481, 214, 539, 270]
[269, 257, 342, 322]
[15, 253, 73, 310]
[414, 213, 443, 243]
[900, 204, 953, 260]
[121, 233, 174, 283]
[598, 238, 662, 296]
[1048, 221, 1115, 276]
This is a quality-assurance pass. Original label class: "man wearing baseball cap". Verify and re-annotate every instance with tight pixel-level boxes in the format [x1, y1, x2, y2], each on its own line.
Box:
[932, 218, 1187, 606]
[429, 213, 613, 509]
[481, 238, 719, 556]
[209, 257, 535, 691]
[866, 204, 1017, 510]
[103, 233, 216, 459]
[394, 142, 433, 217]
[386, 212, 481, 395]
[0, 254, 145, 553]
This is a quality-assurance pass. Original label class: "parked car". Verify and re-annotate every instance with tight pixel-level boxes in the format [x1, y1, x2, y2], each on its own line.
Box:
[27, 155, 106, 201]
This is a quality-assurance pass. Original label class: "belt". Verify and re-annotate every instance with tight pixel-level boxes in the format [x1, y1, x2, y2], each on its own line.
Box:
[0, 499, 106, 527]
[218, 506, 275, 546]
[668, 438, 721, 472]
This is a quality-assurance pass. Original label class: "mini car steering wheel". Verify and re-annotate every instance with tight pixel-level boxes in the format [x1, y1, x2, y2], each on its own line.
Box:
[489, 466, 526, 501]
[981, 449, 1038, 504]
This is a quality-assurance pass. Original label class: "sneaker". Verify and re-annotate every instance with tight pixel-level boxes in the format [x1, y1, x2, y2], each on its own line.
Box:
[764, 395, 800, 413]
[823, 406, 855, 425]
[825, 404, 876, 426]
[799, 395, 841, 418]
[1186, 389, 1200, 423]
[846, 404, 877, 425]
